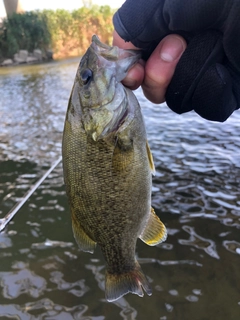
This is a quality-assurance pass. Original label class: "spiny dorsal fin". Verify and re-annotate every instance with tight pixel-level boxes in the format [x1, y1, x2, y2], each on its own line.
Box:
[146, 141, 155, 175]
[140, 207, 167, 246]
[72, 213, 96, 253]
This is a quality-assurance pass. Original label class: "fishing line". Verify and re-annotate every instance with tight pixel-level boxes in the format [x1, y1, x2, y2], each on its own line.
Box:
[0, 156, 62, 233]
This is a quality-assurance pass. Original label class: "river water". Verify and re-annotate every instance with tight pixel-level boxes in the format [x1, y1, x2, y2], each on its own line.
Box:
[0, 59, 240, 320]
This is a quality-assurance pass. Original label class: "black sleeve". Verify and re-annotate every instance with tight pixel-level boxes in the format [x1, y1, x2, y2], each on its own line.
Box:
[113, 0, 240, 122]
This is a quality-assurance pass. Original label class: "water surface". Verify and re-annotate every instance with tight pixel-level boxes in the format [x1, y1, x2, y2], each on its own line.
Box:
[0, 59, 240, 320]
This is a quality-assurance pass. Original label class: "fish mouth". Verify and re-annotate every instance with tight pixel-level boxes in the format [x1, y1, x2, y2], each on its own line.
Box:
[91, 35, 141, 83]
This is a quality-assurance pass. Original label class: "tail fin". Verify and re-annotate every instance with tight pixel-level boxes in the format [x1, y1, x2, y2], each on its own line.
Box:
[105, 261, 152, 302]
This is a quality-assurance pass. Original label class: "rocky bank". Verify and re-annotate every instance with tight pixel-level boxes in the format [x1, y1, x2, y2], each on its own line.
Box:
[1, 49, 53, 67]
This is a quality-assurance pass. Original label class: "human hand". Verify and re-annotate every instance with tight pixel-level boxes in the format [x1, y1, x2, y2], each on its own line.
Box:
[113, 30, 187, 104]
[113, 0, 240, 122]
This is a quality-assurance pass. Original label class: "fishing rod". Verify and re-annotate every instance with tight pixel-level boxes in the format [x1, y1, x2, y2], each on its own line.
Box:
[0, 156, 62, 233]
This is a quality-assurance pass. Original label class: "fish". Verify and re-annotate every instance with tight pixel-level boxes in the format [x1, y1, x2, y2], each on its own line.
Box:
[62, 35, 167, 302]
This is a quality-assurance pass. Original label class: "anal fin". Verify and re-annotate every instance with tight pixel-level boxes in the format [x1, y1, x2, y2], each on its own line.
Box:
[72, 213, 96, 253]
[140, 207, 167, 246]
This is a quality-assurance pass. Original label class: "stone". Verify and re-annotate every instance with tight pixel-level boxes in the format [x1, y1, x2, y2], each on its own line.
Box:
[13, 53, 19, 61]
[1, 59, 13, 66]
[33, 49, 42, 60]
[26, 56, 38, 63]
[14, 57, 25, 64]
[13, 53, 25, 64]
[46, 49, 53, 60]
[18, 50, 28, 62]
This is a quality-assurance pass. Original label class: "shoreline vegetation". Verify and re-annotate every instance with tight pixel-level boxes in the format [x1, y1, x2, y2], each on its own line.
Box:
[0, 5, 115, 66]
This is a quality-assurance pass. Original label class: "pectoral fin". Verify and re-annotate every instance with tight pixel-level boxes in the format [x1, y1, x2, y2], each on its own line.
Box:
[72, 214, 96, 253]
[146, 141, 155, 175]
[140, 208, 167, 246]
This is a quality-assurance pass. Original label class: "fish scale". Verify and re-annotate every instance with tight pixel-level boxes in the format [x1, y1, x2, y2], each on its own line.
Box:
[62, 35, 167, 302]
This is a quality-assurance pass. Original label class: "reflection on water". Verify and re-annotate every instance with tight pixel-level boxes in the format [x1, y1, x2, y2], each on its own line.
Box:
[0, 59, 240, 319]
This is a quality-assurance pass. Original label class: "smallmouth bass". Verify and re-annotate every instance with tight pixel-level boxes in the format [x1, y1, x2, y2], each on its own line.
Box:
[62, 35, 167, 302]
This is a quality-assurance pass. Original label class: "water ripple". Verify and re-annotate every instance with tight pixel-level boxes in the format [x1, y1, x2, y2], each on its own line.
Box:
[0, 269, 46, 299]
[1, 60, 240, 319]
[0, 299, 103, 320]
[32, 239, 74, 250]
[50, 271, 89, 297]
[223, 240, 240, 255]
[179, 226, 220, 259]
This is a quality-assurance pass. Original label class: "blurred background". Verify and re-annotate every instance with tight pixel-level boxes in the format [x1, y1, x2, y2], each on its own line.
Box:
[0, 0, 125, 63]
[0, 0, 125, 17]
[0, 1, 240, 319]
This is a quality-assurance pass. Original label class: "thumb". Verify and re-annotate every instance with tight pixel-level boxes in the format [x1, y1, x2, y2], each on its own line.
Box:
[142, 35, 187, 104]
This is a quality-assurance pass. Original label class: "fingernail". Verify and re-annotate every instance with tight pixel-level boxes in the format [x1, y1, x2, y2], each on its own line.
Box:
[160, 36, 185, 62]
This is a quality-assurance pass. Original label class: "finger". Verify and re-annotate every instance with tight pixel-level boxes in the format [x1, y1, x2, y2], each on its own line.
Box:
[142, 35, 187, 104]
[112, 30, 144, 90]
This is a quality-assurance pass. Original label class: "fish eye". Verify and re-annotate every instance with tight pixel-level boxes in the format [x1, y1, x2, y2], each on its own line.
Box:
[80, 69, 93, 85]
